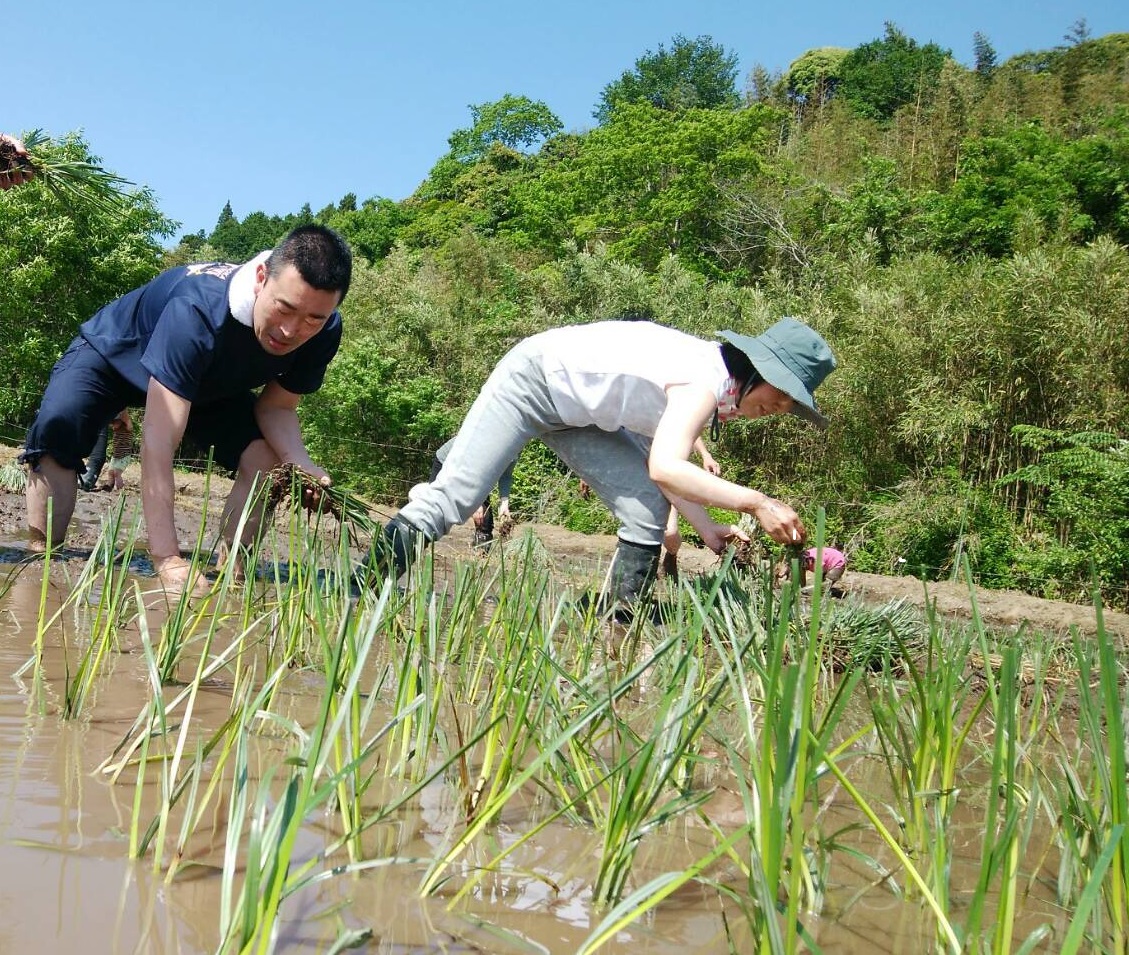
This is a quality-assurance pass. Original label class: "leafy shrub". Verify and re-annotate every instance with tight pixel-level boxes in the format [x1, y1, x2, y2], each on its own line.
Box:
[853, 473, 1019, 586]
[999, 427, 1129, 607]
[300, 338, 456, 500]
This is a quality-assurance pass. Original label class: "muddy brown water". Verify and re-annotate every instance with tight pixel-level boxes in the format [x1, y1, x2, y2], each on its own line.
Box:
[0, 458, 1108, 953]
[1, 552, 1081, 955]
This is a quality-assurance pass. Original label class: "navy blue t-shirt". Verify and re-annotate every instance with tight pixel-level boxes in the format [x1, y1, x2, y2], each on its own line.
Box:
[79, 261, 342, 404]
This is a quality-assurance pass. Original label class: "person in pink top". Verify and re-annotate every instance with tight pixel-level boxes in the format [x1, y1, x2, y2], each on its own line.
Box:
[777, 545, 847, 588]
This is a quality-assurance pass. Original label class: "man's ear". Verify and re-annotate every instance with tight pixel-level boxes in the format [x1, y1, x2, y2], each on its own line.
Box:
[253, 261, 268, 295]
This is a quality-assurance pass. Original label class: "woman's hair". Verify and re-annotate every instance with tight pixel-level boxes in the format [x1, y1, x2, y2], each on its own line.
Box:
[720, 342, 764, 402]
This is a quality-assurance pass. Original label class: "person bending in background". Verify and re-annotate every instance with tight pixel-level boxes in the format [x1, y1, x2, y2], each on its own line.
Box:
[660, 436, 720, 581]
[99, 410, 134, 491]
[79, 424, 111, 491]
[356, 317, 836, 617]
[776, 545, 848, 591]
[21, 225, 352, 595]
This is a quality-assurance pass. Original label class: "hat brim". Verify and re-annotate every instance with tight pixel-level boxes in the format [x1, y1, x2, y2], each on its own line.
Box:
[719, 331, 829, 429]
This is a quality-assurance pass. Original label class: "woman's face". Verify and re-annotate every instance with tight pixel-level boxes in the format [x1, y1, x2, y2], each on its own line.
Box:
[737, 381, 794, 419]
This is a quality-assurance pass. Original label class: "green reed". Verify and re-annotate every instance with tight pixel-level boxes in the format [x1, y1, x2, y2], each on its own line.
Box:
[964, 642, 1053, 954]
[864, 611, 987, 916]
[1051, 610, 1129, 953]
[60, 496, 142, 717]
[698, 549, 861, 952]
[216, 589, 464, 954]
[21, 480, 1127, 954]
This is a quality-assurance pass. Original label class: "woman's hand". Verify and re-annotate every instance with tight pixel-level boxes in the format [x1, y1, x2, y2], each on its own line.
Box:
[751, 495, 806, 547]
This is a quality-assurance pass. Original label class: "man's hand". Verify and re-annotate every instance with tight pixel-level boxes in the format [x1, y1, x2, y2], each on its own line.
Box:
[299, 470, 332, 513]
[154, 554, 211, 598]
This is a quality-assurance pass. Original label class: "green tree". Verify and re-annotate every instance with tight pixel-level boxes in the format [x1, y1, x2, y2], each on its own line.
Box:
[209, 201, 240, 255]
[595, 35, 740, 123]
[330, 196, 414, 262]
[0, 131, 175, 427]
[838, 23, 951, 122]
[972, 31, 997, 79]
[920, 124, 1129, 256]
[508, 101, 780, 272]
[822, 156, 916, 263]
[448, 94, 563, 163]
[786, 47, 849, 106]
[207, 206, 292, 260]
[408, 95, 561, 245]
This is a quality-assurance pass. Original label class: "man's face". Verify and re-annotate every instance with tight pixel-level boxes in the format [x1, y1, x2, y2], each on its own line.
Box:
[251, 262, 341, 355]
[737, 381, 794, 419]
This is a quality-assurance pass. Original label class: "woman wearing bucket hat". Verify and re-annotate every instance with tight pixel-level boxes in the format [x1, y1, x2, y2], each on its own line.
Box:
[356, 317, 836, 615]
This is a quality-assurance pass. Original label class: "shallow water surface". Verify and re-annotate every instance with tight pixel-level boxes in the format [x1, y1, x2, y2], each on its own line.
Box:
[0, 553, 1086, 954]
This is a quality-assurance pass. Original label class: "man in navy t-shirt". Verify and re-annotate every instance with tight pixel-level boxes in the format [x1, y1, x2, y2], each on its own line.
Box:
[22, 224, 353, 595]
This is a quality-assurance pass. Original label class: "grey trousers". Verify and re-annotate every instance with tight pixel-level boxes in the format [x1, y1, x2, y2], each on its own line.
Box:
[396, 339, 671, 547]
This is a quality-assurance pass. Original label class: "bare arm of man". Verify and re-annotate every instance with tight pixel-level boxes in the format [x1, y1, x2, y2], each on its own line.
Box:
[141, 378, 202, 592]
[253, 381, 328, 481]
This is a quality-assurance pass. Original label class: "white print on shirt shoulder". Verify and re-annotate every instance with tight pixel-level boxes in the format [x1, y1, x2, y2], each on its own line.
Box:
[186, 262, 239, 279]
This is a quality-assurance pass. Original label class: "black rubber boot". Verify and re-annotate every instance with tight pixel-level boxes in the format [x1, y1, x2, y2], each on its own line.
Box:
[351, 516, 422, 593]
[608, 538, 661, 623]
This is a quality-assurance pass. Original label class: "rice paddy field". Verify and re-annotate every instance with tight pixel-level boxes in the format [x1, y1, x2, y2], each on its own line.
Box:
[0, 473, 1126, 955]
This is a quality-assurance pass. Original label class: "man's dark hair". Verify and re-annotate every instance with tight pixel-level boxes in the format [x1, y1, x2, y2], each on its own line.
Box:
[267, 225, 353, 303]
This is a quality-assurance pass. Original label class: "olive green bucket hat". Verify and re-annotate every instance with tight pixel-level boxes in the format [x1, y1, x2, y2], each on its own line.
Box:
[717, 317, 837, 428]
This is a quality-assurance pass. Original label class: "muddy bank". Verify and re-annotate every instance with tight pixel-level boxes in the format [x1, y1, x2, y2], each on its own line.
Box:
[3, 444, 1128, 643]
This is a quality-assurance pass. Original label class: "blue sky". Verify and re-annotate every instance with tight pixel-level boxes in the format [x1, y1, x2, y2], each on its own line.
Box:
[9, 0, 1125, 240]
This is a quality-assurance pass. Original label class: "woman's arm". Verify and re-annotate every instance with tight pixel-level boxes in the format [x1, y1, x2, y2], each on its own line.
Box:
[650, 384, 806, 545]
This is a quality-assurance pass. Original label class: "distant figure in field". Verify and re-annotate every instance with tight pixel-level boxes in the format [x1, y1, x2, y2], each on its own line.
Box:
[777, 545, 848, 589]
[99, 410, 135, 491]
[79, 424, 111, 491]
[660, 436, 719, 581]
[412, 437, 516, 552]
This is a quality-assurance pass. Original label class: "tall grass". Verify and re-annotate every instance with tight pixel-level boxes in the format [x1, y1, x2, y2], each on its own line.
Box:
[1052, 606, 1129, 952]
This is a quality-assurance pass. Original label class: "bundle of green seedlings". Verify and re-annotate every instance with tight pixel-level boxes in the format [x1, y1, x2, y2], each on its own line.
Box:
[0, 461, 26, 493]
[263, 463, 381, 543]
[4, 129, 134, 216]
